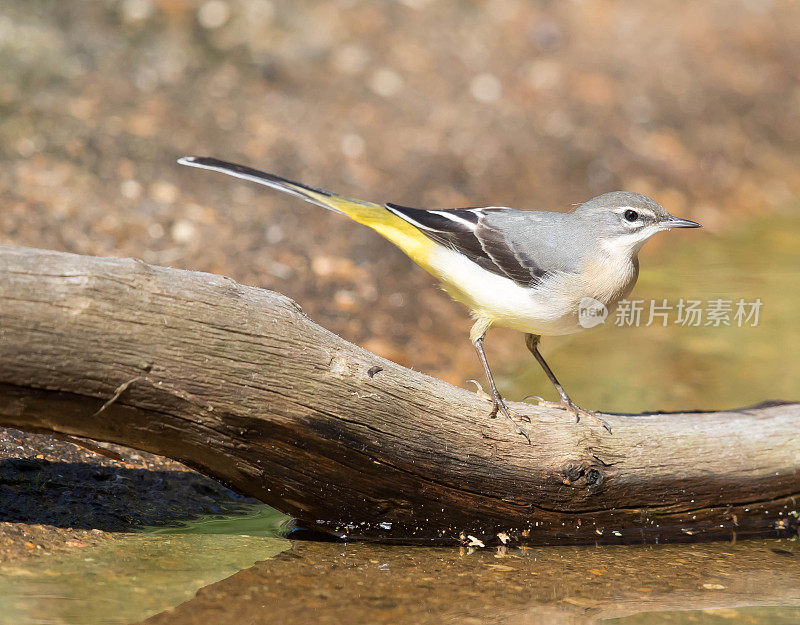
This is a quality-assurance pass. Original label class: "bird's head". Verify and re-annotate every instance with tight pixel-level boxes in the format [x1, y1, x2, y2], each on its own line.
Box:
[574, 191, 701, 255]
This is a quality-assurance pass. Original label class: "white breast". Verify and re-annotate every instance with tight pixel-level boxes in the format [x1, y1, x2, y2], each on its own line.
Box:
[428, 246, 586, 336]
[427, 244, 639, 336]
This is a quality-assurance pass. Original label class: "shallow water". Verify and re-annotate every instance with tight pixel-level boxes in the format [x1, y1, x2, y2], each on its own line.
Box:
[0, 506, 289, 625]
[1, 510, 798, 625]
[1, 215, 798, 624]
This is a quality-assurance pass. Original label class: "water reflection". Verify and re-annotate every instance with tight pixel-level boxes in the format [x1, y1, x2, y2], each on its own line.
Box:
[140, 538, 800, 625]
[0, 506, 289, 625]
[2, 520, 798, 625]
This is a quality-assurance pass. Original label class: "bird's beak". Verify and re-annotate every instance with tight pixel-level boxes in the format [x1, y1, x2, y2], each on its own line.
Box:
[664, 216, 702, 229]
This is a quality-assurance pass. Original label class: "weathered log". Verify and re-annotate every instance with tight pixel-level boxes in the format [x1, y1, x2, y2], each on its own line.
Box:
[0, 245, 797, 545]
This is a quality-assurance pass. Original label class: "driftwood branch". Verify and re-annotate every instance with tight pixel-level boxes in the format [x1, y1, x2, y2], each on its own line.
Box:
[0, 245, 798, 545]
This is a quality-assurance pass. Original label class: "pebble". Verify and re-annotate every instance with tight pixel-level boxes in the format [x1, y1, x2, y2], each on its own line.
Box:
[198, 1, 231, 29]
[369, 68, 404, 97]
[470, 73, 502, 103]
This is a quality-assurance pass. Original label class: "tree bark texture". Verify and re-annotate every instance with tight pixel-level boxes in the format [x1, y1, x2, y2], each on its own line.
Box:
[0, 245, 798, 546]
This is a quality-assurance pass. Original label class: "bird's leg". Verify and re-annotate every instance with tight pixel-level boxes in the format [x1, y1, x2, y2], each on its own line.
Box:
[524, 334, 612, 433]
[470, 323, 531, 443]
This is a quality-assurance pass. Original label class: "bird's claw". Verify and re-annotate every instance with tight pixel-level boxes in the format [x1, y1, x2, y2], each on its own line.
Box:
[498, 405, 532, 443]
[527, 397, 612, 434]
[471, 381, 531, 442]
[468, 379, 493, 401]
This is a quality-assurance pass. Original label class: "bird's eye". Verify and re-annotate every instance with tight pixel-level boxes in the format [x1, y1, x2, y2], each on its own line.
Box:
[623, 209, 639, 222]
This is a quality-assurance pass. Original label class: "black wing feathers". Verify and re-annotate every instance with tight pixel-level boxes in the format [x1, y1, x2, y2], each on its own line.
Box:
[385, 204, 499, 274]
[476, 225, 548, 286]
[385, 203, 547, 287]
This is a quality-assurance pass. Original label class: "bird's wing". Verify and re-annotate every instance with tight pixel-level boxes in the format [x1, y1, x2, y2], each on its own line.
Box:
[385, 203, 551, 287]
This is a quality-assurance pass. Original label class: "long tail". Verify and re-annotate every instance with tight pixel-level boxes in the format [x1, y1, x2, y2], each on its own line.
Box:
[177, 156, 436, 266]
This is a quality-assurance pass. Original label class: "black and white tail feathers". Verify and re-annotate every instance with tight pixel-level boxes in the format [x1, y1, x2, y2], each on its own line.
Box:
[177, 156, 346, 214]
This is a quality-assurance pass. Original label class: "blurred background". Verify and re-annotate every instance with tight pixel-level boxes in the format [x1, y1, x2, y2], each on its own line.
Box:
[1, 0, 798, 413]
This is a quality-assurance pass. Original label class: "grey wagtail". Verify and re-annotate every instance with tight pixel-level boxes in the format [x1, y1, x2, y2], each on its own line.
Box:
[178, 156, 701, 442]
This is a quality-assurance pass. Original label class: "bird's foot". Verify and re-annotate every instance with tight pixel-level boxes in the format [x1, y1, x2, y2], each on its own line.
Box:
[489, 394, 532, 443]
[471, 381, 531, 442]
[527, 397, 612, 434]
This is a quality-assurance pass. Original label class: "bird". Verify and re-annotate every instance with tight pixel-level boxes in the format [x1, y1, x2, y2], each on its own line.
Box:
[178, 156, 701, 442]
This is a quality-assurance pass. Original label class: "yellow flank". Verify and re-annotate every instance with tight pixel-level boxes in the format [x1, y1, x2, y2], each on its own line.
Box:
[297, 187, 438, 271]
